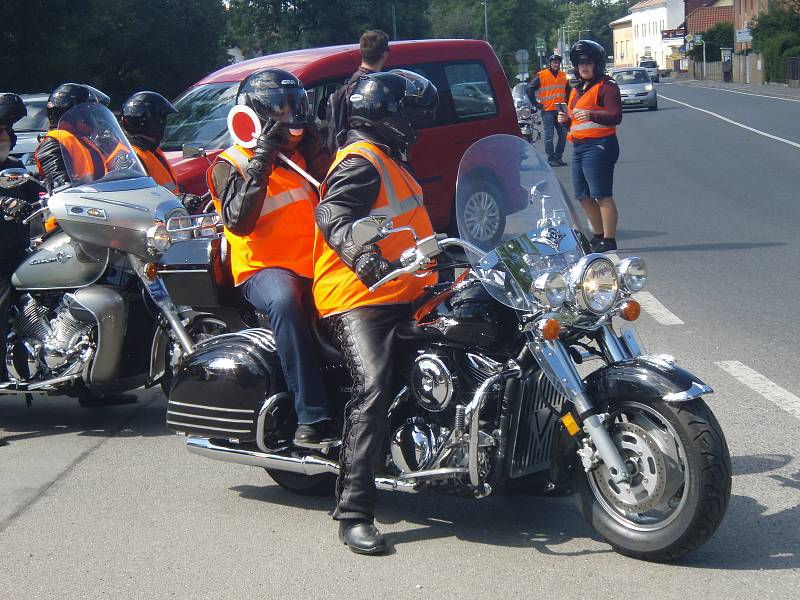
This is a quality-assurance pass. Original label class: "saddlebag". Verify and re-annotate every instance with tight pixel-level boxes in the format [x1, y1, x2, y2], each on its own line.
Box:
[166, 329, 288, 441]
[157, 238, 227, 307]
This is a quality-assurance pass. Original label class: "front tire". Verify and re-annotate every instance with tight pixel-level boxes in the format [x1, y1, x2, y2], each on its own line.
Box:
[570, 398, 731, 561]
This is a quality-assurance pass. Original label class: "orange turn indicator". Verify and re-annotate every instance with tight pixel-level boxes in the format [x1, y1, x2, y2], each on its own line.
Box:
[561, 412, 581, 436]
[144, 263, 159, 282]
[539, 318, 561, 341]
[620, 300, 641, 322]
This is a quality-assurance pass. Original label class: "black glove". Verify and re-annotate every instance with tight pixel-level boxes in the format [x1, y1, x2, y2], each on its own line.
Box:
[354, 250, 391, 288]
[179, 193, 203, 213]
[246, 119, 285, 179]
[1, 196, 32, 223]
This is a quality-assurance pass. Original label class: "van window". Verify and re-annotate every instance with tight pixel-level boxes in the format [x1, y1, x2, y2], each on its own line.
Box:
[444, 62, 497, 120]
[162, 82, 238, 151]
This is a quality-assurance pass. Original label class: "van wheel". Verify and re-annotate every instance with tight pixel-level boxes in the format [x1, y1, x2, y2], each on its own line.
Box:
[457, 178, 506, 250]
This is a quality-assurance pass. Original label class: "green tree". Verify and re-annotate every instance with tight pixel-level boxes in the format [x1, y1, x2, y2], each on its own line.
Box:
[689, 22, 734, 62]
[752, 6, 800, 81]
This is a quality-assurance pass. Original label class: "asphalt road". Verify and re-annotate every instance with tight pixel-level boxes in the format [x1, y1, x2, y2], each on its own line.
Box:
[1, 82, 799, 598]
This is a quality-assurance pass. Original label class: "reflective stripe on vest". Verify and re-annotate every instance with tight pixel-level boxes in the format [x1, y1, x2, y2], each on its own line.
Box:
[207, 144, 317, 283]
[312, 140, 437, 317]
[537, 69, 567, 111]
[567, 81, 616, 141]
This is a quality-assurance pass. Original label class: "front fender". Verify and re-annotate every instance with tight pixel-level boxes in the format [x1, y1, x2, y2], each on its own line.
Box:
[584, 356, 713, 404]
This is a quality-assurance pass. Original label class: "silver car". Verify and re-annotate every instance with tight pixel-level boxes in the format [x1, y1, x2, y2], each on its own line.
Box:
[10, 93, 49, 174]
[612, 68, 658, 111]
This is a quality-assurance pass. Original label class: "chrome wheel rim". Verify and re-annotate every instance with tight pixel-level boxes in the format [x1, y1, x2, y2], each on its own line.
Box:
[462, 190, 501, 243]
[586, 401, 689, 532]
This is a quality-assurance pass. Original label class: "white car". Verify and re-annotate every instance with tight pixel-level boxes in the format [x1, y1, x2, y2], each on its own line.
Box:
[638, 60, 659, 83]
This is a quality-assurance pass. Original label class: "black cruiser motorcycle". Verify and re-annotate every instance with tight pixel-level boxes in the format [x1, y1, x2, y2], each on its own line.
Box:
[0, 103, 223, 404]
[166, 135, 731, 561]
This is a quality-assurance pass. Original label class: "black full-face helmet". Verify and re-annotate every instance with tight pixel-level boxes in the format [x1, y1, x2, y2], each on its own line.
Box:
[0, 93, 26, 151]
[121, 91, 177, 143]
[237, 68, 309, 128]
[569, 40, 607, 77]
[47, 83, 110, 128]
[348, 69, 438, 155]
[548, 54, 563, 65]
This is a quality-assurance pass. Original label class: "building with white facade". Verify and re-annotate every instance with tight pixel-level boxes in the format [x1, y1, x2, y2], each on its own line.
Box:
[630, 0, 684, 68]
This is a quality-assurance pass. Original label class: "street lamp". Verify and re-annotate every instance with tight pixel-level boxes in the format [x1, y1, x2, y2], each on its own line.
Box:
[481, 0, 489, 42]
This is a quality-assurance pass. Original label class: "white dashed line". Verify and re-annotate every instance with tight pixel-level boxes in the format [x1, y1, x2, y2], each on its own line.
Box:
[665, 82, 800, 103]
[635, 291, 684, 325]
[715, 361, 800, 420]
[659, 94, 800, 150]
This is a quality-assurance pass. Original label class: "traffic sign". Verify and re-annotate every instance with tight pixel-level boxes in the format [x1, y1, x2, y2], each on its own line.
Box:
[736, 29, 752, 43]
[694, 33, 703, 43]
[686, 33, 694, 43]
[515, 49, 530, 63]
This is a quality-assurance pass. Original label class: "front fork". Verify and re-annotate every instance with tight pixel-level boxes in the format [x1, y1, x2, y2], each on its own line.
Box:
[526, 323, 641, 484]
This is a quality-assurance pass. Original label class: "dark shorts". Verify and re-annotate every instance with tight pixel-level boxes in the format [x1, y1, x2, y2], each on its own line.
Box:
[571, 135, 620, 199]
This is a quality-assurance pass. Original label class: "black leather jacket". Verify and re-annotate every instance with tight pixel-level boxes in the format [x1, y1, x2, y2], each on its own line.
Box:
[315, 130, 407, 269]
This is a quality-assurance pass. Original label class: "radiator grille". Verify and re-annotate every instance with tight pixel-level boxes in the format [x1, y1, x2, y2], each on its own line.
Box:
[508, 371, 565, 478]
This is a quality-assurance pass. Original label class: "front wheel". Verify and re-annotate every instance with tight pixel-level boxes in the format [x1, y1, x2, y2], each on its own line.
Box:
[571, 398, 731, 561]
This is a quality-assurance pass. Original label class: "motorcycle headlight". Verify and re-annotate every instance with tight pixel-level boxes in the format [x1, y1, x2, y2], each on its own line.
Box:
[146, 223, 171, 252]
[531, 271, 567, 308]
[617, 257, 647, 293]
[571, 255, 619, 314]
[519, 106, 532, 119]
[166, 208, 192, 242]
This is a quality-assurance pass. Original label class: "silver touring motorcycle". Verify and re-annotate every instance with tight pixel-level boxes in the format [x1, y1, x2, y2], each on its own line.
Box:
[169, 134, 731, 561]
[0, 103, 219, 404]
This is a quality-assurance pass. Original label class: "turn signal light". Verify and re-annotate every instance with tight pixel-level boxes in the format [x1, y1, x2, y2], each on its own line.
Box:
[620, 300, 641, 321]
[44, 216, 59, 234]
[538, 318, 561, 341]
[144, 262, 159, 281]
[561, 412, 581, 436]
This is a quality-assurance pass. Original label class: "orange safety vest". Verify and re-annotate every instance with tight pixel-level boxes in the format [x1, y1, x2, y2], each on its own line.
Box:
[312, 141, 437, 317]
[536, 68, 568, 112]
[567, 81, 617, 142]
[108, 144, 179, 192]
[35, 129, 105, 183]
[207, 144, 318, 284]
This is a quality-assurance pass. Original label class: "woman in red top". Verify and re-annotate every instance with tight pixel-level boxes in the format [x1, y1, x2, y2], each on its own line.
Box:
[558, 40, 622, 252]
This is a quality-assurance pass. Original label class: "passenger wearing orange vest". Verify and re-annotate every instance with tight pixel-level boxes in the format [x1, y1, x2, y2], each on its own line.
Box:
[529, 54, 570, 166]
[558, 40, 623, 253]
[313, 70, 438, 555]
[208, 68, 334, 446]
[35, 83, 110, 192]
[119, 91, 202, 212]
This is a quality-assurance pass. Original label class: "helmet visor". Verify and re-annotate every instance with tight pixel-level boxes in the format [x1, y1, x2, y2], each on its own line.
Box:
[246, 87, 309, 127]
[389, 69, 438, 126]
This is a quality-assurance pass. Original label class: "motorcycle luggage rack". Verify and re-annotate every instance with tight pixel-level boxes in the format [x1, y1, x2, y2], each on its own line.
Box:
[166, 212, 222, 239]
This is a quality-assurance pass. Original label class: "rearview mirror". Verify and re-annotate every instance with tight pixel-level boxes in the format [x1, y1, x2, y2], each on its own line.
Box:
[0, 168, 32, 189]
[352, 215, 392, 246]
[182, 144, 207, 159]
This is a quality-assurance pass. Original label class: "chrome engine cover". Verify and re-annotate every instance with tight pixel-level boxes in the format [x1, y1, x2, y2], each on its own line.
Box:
[390, 419, 437, 473]
[411, 353, 455, 412]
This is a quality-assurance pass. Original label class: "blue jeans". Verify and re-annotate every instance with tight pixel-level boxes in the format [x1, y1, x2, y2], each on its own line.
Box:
[541, 110, 567, 162]
[242, 268, 330, 425]
[571, 135, 620, 199]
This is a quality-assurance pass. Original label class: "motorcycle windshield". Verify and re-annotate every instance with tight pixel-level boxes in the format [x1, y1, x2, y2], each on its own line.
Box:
[511, 83, 530, 104]
[57, 103, 147, 186]
[455, 134, 588, 312]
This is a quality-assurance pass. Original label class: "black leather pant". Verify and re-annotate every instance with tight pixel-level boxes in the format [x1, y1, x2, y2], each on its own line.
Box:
[327, 304, 409, 521]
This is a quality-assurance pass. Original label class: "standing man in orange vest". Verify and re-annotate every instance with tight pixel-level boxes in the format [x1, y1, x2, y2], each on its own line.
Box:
[529, 54, 570, 166]
[119, 91, 202, 212]
[35, 83, 110, 192]
[207, 68, 334, 446]
[313, 70, 438, 554]
[558, 40, 623, 252]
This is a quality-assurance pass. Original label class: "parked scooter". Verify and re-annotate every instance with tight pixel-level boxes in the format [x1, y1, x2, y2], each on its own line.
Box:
[167, 135, 731, 561]
[0, 103, 224, 405]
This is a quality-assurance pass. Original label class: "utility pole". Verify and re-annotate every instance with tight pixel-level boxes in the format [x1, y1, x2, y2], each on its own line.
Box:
[391, 2, 397, 40]
[482, 0, 489, 42]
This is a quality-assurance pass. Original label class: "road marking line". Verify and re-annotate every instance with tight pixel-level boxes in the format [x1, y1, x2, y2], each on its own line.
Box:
[659, 93, 800, 150]
[666, 82, 800, 103]
[635, 291, 684, 325]
[715, 361, 800, 420]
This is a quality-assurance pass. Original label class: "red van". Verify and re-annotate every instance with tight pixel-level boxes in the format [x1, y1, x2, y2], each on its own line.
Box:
[162, 39, 521, 237]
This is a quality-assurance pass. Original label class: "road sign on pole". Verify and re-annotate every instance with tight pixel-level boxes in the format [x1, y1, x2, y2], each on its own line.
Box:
[515, 49, 530, 64]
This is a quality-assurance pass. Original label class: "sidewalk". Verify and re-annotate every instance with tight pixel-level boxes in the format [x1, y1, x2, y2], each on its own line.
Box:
[663, 78, 800, 100]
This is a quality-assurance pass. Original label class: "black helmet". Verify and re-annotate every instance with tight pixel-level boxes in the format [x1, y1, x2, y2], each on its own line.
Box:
[237, 68, 309, 128]
[47, 83, 110, 128]
[548, 54, 563, 64]
[569, 40, 606, 74]
[0, 93, 26, 127]
[121, 91, 177, 143]
[348, 69, 438, 154]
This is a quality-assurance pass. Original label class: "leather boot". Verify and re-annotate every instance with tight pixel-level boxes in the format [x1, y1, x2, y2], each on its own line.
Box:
[338, 519, 387, 555]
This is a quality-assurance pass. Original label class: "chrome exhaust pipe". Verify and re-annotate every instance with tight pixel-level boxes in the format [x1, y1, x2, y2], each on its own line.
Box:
[185, 437, 418, 493]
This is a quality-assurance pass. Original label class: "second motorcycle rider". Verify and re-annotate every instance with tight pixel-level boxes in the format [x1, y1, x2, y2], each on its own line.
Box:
[313, 70, 439, 554]
[207, 69, 335, 446]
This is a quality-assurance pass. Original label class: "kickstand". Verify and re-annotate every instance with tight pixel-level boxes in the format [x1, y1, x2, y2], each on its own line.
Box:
[25, 393, 33, 407]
